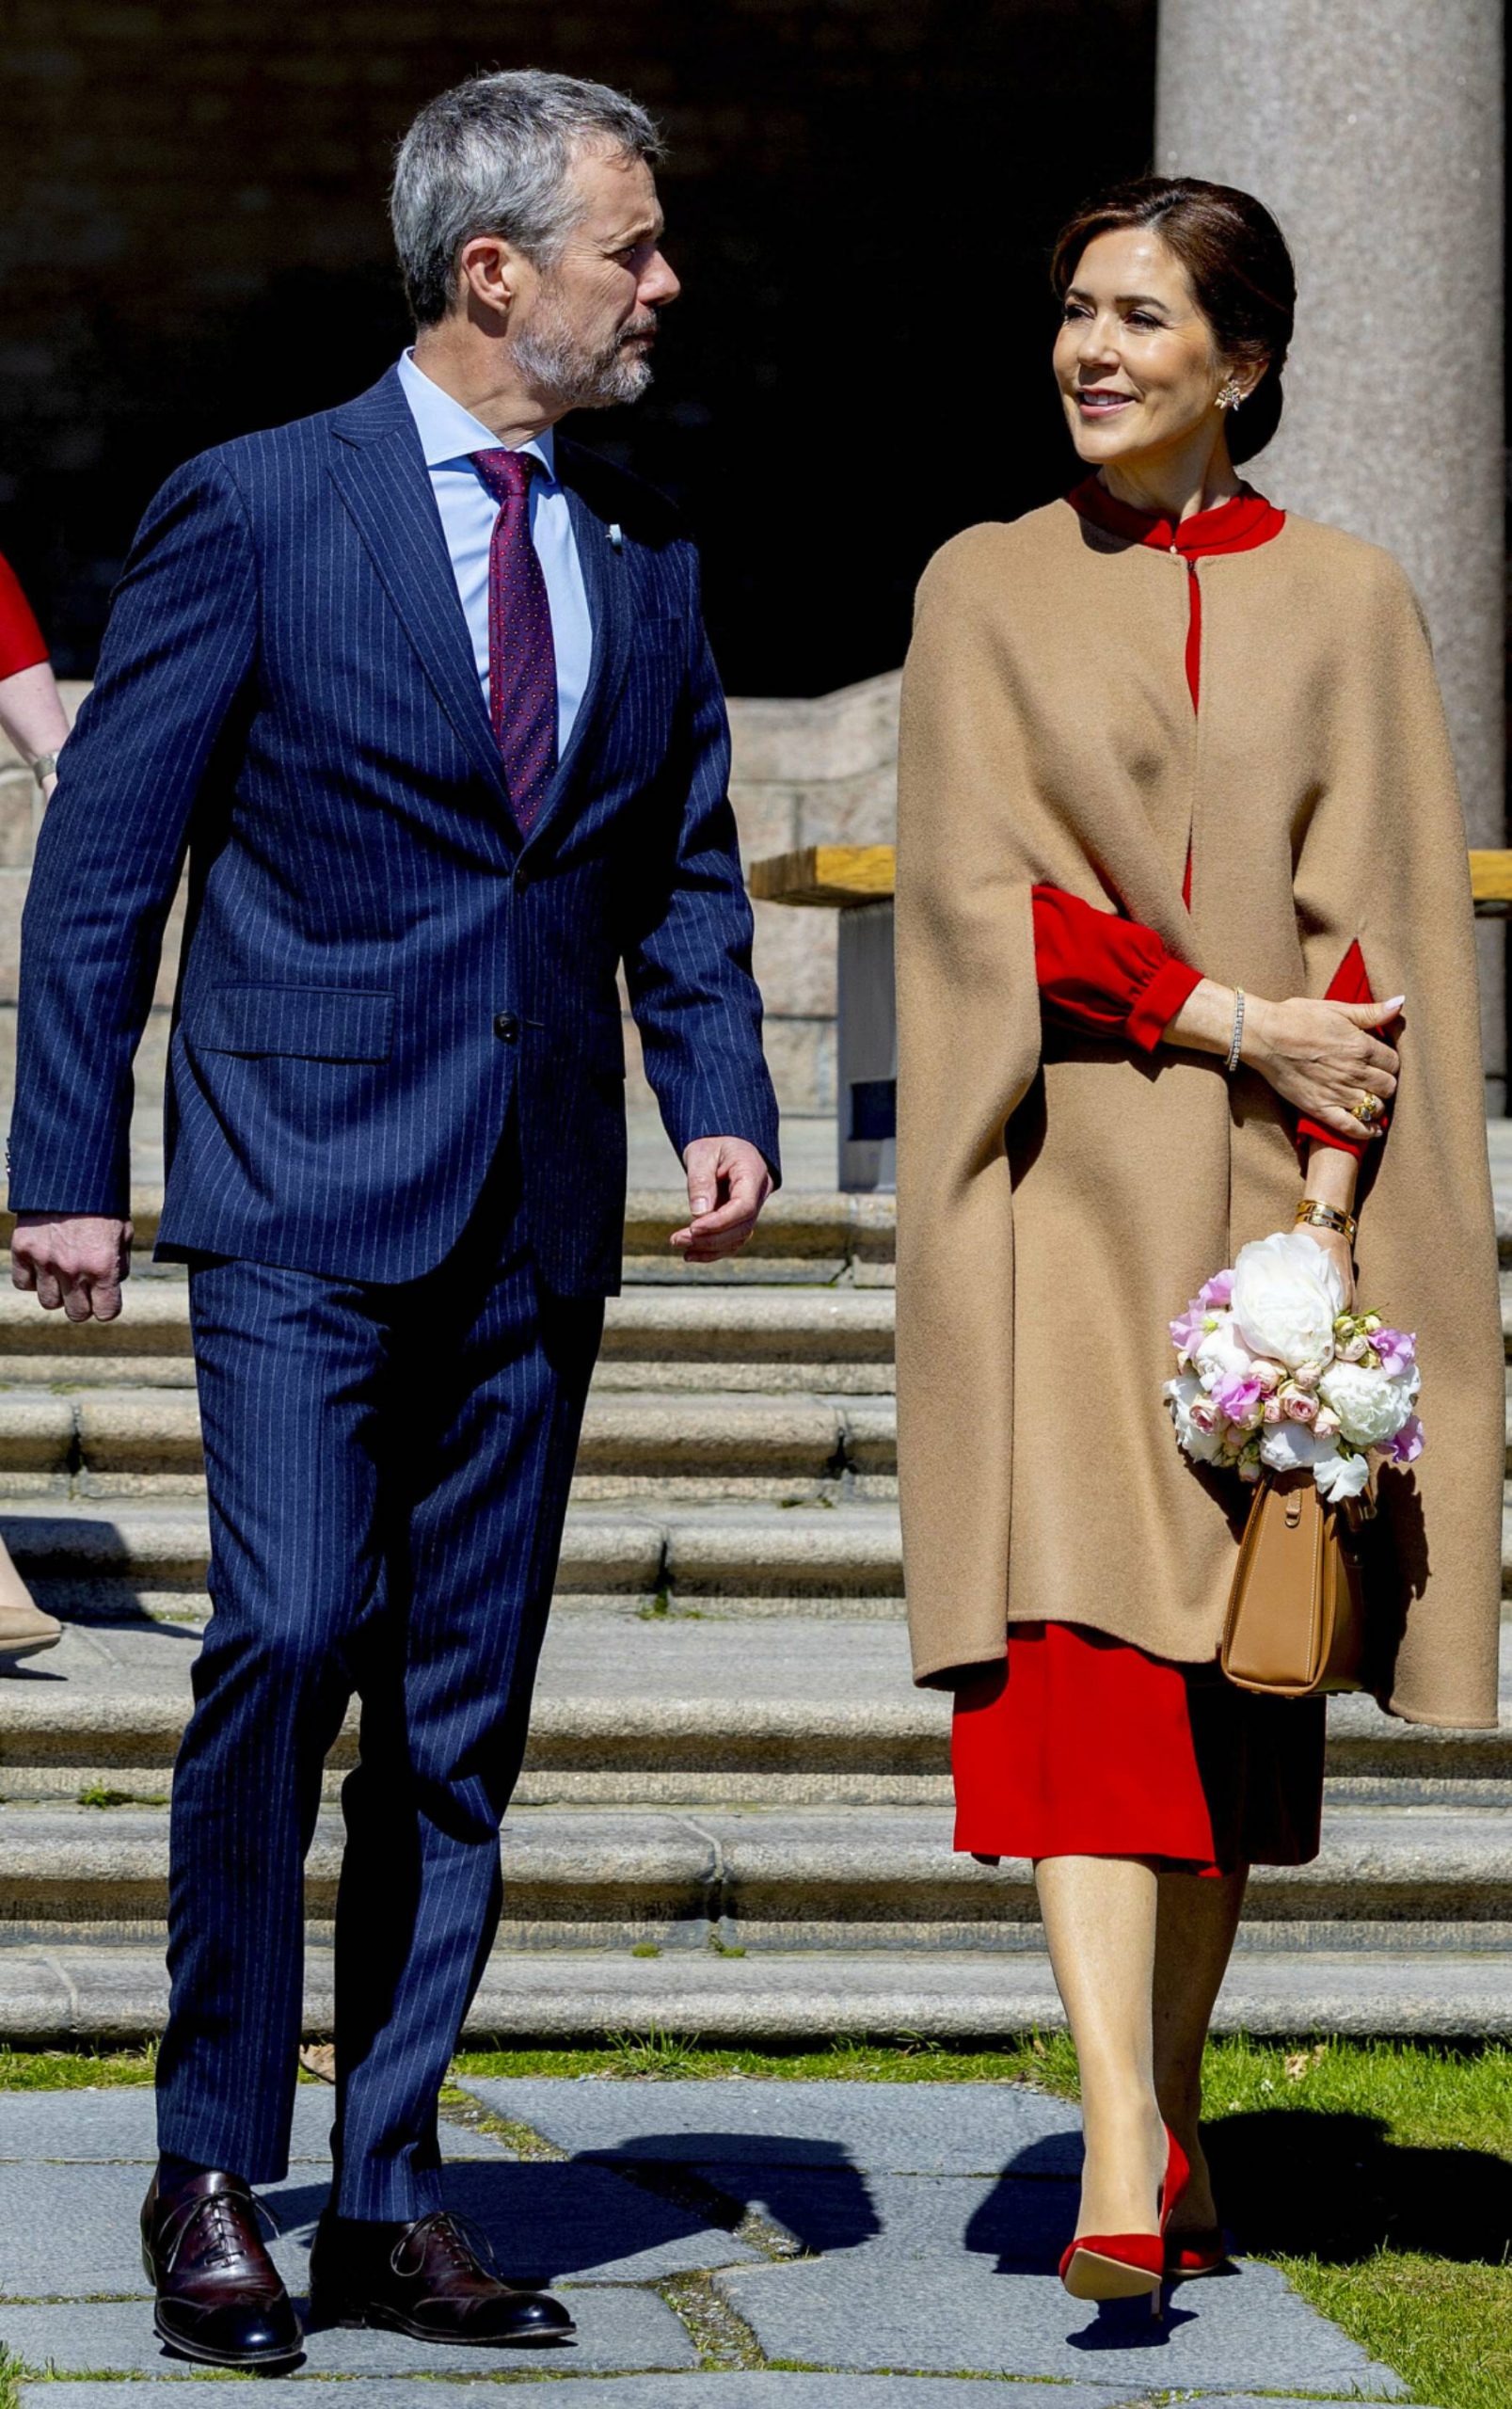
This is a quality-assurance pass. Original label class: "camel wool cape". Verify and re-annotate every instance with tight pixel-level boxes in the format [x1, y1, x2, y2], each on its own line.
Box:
[896, 500, 1503, 1728]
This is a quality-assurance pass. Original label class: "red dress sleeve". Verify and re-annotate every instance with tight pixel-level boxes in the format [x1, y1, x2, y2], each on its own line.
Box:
[1033, 885, 1202, 1051]
[1296, 939, 1389, 1161]
[0, 553, 49, 680]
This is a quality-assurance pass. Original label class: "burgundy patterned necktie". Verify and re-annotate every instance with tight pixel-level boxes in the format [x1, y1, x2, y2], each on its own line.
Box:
[470, 448, 558, 835]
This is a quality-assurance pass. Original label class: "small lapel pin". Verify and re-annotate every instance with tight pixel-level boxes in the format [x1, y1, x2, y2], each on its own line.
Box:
[608, 522, 624, 551]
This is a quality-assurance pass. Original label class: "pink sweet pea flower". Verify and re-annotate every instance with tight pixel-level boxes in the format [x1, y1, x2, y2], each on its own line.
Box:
[1169, 1303, 1206, 1366]
[1199, 1268, 1235, 1310]
[1384, 1413, 1424, 1465]
[1212, 1372, 1265, 1429]
[1372, 1328, 1417, 1380]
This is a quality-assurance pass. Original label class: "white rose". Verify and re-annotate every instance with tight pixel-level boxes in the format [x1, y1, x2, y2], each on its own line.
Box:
[1231, 1231, 1346, 1370]
[1318, 1357, 1412, 1450]
[1165, 1373, 1229, 1464]
[1258, 1418, 1333, 1476]
[1192, 1312, 1256, 1394]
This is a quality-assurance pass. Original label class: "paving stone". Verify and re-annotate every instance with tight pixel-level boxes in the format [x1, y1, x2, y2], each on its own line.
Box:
[15, 2385, 1130, 2406]
[714, 2256, 1407, 2394]
[0, 2284, 693, 2377]
[692, 2170, 1074, 2265]
[458, 2076, 1084, 2178]
[0, 2156, 760, 2299]
[0, 2085, 422, 2164]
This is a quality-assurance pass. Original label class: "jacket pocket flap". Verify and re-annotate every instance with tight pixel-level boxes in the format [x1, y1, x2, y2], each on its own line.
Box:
[186, 985, 395, 1062]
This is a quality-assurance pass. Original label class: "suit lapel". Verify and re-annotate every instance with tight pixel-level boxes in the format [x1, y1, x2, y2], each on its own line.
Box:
[327, 376, 514, 817]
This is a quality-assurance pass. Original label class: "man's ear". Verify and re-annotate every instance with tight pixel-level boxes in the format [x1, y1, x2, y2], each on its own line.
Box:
[455, 233, 521, 326]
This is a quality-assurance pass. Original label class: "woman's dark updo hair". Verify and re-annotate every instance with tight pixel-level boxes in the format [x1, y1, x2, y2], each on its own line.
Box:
[1049, 175, 1297, 464]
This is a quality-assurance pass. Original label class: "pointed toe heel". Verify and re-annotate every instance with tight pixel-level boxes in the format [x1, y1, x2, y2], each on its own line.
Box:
[1058, 2121, 1190, 2315]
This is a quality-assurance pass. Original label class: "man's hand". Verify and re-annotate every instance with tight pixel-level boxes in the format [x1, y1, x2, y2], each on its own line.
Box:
[11, 1213, 133, 1323]
[672, 1139, 773, 1264]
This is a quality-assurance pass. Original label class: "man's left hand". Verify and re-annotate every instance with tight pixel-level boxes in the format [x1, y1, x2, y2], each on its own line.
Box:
[672, 1138, 773, 1263]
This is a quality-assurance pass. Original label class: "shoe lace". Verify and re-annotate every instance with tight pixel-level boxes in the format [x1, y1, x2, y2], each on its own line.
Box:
[406, 2210, 498, 2281]
[175, 2187, 280, 2274]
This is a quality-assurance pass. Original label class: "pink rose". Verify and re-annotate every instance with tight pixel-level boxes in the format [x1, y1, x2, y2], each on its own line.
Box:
[1313, 1406, 1342, 1438]
[1261, 1396, 1283, 1425]
[1291, 1362, 1323, 1392]
[1384, 1413, 1424, 1465]
[1281, 1388, 1318, 1424]
[1341, 1334, 1371, 1364]
[1199, 1268, 1235, 1310]
[1189, 1396, 1223, 1434]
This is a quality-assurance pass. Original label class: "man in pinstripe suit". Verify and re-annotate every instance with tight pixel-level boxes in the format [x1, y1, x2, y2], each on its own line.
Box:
[9, 71, 779, 2366]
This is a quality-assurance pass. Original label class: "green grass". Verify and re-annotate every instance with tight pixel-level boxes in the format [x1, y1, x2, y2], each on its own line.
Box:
[453, 2028, 1085, 2085]
[0, 2042, 156, 2088]
[5, 2032, 1508, 2405]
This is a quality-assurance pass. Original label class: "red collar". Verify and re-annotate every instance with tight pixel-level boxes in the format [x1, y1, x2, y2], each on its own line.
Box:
[1067, 474, 1284, 559]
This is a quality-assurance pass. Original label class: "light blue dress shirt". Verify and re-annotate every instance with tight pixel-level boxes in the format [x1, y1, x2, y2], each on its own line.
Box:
[396, 348, 594, 759]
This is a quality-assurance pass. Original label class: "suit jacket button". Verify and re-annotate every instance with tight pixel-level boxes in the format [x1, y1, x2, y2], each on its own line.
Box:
[493, 1012, 520, 1042]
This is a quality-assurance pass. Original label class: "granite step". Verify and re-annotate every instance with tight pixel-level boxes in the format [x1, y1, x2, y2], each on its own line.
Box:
[0, 1189, 898, 1270]
[0, 1383, 896, 1503]
[3, 1799, 1507, 1953]
[0, 1276, 900, 1395]
[3, 1934, 1507, 2044]
[0, 1495, 908, 1623]
[1, 1616, 1507, 1808]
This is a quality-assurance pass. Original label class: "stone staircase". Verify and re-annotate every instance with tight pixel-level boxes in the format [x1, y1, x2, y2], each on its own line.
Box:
[0, 1176, 1510, 2048]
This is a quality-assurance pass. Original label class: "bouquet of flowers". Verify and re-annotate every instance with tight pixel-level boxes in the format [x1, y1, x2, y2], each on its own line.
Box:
[1165, 1230, 1422, 1500]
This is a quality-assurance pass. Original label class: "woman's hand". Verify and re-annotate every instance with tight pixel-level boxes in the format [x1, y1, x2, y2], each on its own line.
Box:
[1294, 1220, 1355, 1311]
[1242, 993, 1403, 1143]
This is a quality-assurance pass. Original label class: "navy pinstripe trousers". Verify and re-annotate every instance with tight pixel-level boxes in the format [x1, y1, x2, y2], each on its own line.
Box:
[154, 1131, 603, 2218]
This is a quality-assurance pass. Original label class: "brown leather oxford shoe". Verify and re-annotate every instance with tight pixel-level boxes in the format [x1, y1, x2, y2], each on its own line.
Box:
[309, 2208, 575, 2346]
[140, 2169, 303, 2369]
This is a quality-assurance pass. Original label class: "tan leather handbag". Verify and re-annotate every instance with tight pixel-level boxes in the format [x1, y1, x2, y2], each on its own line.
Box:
[1220, 1469, 1376, 1698]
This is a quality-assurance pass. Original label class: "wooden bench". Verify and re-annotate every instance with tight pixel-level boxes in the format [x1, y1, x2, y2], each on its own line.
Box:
[750, 846, 1512, 1193]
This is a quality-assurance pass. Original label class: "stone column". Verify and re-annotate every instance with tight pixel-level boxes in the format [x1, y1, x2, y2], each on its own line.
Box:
[1156, 0, 1506, 1108]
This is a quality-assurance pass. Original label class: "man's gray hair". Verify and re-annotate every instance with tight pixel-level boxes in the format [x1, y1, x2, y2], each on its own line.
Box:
[390, 69, 663, 327]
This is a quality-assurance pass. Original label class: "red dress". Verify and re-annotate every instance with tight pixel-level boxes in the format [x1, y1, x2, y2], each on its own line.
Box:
[952, 478, 1382, 1874]
[0, 554, 49, 680]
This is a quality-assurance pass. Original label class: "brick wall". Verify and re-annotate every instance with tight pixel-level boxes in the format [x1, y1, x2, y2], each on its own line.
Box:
[1, 0, 1156, 692]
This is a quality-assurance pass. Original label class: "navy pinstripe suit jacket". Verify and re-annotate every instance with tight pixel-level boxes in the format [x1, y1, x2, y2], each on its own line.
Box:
[8, 369, 780, 1294]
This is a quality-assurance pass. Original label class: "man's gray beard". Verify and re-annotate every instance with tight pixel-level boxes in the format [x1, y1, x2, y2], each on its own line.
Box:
[515, 302, 655, 411]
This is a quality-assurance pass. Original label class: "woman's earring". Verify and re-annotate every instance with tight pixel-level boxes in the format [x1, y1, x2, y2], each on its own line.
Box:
[1216, 379, 1244, 412]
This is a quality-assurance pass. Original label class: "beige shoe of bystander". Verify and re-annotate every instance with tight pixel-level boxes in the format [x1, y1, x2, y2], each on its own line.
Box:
[0, 1537, 60, 1659]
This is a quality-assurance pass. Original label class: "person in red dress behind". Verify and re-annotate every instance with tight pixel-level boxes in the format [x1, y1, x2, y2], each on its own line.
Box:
[944, 182, 1407, 2299]
[0, 547, 72, 1658]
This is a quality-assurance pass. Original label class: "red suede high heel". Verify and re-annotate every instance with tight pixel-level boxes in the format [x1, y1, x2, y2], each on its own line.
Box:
[1165, 2226, 1231, 2281]
[1058, 2124, 1190, 2315]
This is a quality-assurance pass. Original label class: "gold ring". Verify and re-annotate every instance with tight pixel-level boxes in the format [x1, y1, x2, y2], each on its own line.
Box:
[1351, 1092, 1384, 1125]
